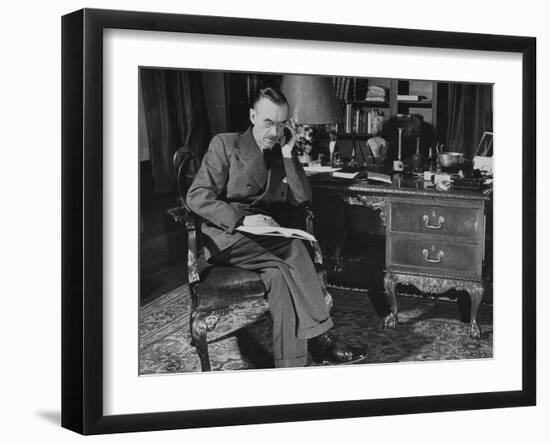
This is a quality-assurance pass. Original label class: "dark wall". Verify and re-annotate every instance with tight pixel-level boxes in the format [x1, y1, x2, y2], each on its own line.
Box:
[202, 71, 228, 135]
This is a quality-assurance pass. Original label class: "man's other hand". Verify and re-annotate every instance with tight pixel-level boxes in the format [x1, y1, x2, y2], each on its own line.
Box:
[242, 214, 280, 227]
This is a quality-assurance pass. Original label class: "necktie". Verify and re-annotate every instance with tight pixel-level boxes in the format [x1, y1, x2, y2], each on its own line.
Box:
[263, 148, 273, 170]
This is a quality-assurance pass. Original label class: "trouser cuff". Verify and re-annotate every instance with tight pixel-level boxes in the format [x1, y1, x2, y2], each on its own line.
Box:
[297, 317, 334, 340]
[274, 354, 308, 368]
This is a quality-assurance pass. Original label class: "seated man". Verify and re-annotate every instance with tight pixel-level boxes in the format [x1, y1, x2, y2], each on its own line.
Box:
[186, 86, 366, 368]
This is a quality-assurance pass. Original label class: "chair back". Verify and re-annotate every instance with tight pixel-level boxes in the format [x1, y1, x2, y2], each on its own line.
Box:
[173, 145, 203, 210]
[170, 145, 206, 261]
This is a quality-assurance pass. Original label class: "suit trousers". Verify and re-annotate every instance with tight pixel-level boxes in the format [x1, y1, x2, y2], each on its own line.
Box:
[210, 235, 333, 368]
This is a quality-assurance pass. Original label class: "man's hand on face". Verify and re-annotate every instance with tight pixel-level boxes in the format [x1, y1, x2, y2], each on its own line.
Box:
[242, 214, 280, 227]
[280, 120, 297, 158]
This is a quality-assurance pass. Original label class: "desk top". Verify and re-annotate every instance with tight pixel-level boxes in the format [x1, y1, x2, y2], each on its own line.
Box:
[307, 172, 493, 201]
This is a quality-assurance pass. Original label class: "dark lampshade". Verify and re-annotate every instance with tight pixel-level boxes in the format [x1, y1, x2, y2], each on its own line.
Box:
[280, 75, 343, 125]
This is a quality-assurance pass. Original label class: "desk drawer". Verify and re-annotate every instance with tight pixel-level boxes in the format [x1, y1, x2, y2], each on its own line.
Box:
[390, 200, 482, 240]
[388, 235, 482, 279]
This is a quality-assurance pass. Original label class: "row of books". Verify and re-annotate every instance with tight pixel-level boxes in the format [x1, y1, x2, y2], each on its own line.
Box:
[344, 104, 386, 134]
[333, 77, 390, 102]
[332, 77, 354, 101]
[331, 76, 434, 103]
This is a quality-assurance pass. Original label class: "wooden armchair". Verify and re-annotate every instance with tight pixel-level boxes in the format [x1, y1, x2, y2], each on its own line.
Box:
[167, 145, 331, 371]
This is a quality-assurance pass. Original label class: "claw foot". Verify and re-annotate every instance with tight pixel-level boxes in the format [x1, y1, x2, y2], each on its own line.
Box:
[383, 312, 398, 329]
[469, 321, 481, 339]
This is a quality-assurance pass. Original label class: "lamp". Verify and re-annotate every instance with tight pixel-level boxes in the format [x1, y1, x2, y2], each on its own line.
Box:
[280, 75, 343, 164]
[280, 75, 343, 125]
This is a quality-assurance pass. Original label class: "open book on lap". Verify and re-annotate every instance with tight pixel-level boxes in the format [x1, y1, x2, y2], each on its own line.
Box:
[236, 225, 316, 242]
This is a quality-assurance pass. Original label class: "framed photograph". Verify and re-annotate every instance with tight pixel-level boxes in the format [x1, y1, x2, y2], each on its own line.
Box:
[62, 8, 536, 435]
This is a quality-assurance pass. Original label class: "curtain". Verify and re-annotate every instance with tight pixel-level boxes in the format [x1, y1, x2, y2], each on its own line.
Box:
[446, 84, 493, 157]
[139, 69, 211, 193]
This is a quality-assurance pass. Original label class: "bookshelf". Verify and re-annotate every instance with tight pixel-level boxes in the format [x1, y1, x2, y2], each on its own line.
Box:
[223, 73, 438, 135]
[331, 77, 438, 139]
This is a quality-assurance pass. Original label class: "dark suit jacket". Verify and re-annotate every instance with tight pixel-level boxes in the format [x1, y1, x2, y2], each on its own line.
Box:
[186, 126, 312, 259]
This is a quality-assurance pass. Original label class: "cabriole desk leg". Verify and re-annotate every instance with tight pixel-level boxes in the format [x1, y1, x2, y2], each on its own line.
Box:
[468, 282, 485, 339]
[383, 272, 398, 328]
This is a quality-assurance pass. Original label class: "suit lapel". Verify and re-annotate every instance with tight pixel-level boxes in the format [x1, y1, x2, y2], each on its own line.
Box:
[236, 127, 268, 189]
[253, 145, 285, 204]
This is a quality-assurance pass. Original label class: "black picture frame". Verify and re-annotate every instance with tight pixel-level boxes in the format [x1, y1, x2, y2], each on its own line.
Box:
[61, 8, 536, 435]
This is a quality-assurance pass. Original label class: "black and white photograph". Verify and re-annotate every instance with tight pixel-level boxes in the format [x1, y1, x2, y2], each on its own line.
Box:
[57, 5, 538, 437]
[139, 69, 494, 374]
[3, 0, 546, 441]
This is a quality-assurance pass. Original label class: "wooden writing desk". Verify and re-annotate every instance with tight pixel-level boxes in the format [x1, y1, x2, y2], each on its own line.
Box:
[308, 172, 492, 338]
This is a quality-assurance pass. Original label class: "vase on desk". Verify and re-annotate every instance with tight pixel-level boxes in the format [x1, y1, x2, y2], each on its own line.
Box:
[393, 127, 404, 173]
[412, 137, 425, 173]
[295, 124, 315, 166]
[298, 153, 311, 165]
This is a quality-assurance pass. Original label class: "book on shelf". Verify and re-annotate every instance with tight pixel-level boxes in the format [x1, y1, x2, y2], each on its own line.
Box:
[354, 109, 384, 134]
[365, 85, 387, 101]
[334, 77, 341, 99]
[367, 112, 371, 134]
[345, 103, 353, 133]
[236, 225, 316, 241]
[344, 77, 350, 100]
[334, 77, 352, 100]
[354, 109, 360, 134]
[365, 96, 387, 102]
[397, 94, 427, 101]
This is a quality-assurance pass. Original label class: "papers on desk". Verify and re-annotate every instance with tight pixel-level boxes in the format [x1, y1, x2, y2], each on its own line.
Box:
[332, 167, 369, 180]
[474, 156, 493, 175]
[365, 172, 392, 184]
[303, 165, 392, 184]
[332, 168, 392, 184]
[303, 166, 341, 175]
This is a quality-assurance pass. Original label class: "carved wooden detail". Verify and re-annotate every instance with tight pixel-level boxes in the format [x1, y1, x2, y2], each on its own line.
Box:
[382, 273, 399, 328]
[309, 173, 491, 340]
[393, 273, 481, 294]
[189, 310, 212, 371]
[311, 180, 492, 202]
[384, 271, 485, 338]
[186, 226, 201, 285]
[343, 194, 388, 225]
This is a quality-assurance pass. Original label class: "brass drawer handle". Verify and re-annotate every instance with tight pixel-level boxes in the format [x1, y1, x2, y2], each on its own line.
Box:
[423, 214, 445, 229]
[422, 248, 444, 263]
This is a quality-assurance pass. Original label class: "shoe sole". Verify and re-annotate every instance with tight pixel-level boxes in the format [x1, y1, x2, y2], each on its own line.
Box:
[320, 354, 368, 366]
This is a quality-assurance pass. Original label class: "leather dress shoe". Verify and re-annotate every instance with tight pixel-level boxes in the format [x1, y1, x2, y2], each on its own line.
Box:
[309, 332, 367, 365]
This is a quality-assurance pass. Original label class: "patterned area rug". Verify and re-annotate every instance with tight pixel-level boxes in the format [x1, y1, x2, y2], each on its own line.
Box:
[139, 285, 493, 374]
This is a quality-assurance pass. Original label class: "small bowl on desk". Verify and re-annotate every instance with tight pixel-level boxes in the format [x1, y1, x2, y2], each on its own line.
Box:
[438, 152, 464, 173]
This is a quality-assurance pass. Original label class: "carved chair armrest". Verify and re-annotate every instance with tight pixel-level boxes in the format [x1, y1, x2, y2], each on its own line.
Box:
[166, 205, 190, 224]
[303, 203, 323, 266]
[304, 203, 333, 310]
[167, 206, 201, 285]
[304, 203, 314, 235]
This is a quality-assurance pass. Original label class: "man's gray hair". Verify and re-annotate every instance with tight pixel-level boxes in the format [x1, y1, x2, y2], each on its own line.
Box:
[251, 86, 288, 108]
